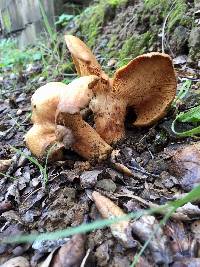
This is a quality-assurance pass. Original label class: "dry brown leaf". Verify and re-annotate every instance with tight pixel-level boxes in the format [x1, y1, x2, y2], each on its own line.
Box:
[0, 159, 12, 172]
[92, 191, 136, 248]
[167, 143, 200, 191]
[1, 256, 30, 267]
[164, 221, 190, 256]
[132, 215, 172, 264]
[49, 234, 85, 267]
[110, 150, 133, 176]
[172, 258, 200, 267]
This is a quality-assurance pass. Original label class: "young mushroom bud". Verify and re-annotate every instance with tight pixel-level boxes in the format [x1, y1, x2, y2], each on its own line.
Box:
[25, 76, 112, 161]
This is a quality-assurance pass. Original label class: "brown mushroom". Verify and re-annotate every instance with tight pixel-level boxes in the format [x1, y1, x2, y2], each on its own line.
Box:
[92, 53, 177, 143]
[56, 75, 112, 161]
[65, 35, 177, 144]
[25, 76, 112, 161]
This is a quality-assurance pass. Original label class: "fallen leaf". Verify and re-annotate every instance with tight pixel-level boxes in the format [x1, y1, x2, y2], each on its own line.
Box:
[92, 191, 136, 248]
[49, 234, 86, 267]
[164, 221, 191, 256]
[131, 215, 172, 264]
[167, 143, 200, 191]
[172, 258, 200, 267]
[1, 256, 30, 267]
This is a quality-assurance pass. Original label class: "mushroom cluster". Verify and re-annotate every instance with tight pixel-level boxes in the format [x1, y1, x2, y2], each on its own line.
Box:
[25, 35, 177, 161]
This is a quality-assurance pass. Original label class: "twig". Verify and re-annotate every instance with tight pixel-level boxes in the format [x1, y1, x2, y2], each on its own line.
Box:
[22, 187, 42, 203]
[80, 249, 91, 267]
[116, 192, 197, 221]
[161, 5, 176, 53]
[126, 164, 160, 179]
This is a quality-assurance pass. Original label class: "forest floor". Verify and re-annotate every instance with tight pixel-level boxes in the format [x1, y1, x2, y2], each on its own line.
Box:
[1, 0, 200, 266]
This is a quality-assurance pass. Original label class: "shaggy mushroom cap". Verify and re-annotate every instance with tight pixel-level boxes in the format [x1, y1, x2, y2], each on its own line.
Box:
[25, 76, 112, 161]
[65, 35, 177, 145]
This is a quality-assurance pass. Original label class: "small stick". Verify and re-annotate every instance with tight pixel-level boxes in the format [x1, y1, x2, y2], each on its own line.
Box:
[80, 249, 91, 267]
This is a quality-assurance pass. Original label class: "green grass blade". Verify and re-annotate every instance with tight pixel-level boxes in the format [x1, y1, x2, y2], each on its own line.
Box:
[38, 0, 56, 43]
[10, 146, 46, 181]
[3, 210, 148, 244]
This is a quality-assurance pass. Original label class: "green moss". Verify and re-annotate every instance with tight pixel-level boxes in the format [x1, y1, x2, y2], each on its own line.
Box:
[107, 35, 117, 49]
[77, 0, 127, 48]
[144, 0, 189, 32]
[78, 4, 105, 47]
[118, 31, 155, 67]
[106, 0, 127, 7]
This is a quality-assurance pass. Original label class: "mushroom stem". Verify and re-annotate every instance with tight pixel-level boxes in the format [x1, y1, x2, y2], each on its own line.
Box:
[90, 95, 127, 144]
[56, 112, 112, 161]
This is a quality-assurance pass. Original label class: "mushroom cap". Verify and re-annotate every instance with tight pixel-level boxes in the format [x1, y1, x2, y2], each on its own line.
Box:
[26, 76, 101, 160]
[31, 82, 68, 124]
[112, 52, 177, 126]
[64, 35, 109, 83]
[25, 123, 65, 160]
[57, 75, 99, 114]
[65, 35, 101, 76]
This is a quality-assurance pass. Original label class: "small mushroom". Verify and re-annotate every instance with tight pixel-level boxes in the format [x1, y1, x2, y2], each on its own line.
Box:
[56, 76, 112, 161]
[65, 36, 177, 144]
[25, 76, 112, 161]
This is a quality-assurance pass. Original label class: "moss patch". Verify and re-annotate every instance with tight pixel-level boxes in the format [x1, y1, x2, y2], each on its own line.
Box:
[144, 0, 190, 32]
[77, 0, 127, 48]
[118, 31, 155, 67]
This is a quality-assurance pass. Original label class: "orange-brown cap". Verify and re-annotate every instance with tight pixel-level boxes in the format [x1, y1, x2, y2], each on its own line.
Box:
[64, 34, 110, 85]
[112, 52, 177, 126]
[64, 35, 102, 76]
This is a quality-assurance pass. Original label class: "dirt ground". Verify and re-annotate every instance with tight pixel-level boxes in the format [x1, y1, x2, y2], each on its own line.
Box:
[0, 59, 200, 267]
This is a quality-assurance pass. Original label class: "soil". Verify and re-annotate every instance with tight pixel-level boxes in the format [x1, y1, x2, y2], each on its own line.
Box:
[1, 1, 200, 266]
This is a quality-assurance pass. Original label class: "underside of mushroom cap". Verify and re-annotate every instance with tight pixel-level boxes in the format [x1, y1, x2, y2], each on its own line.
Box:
[112, 52, 177, 127]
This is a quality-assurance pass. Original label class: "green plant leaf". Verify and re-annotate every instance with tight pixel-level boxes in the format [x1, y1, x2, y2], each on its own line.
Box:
[173, 79, 192, 107]
[171, 105, 200, 137]
[176, 105, 200, 123]
[55, 14, 74, 26]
